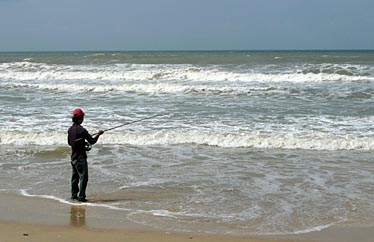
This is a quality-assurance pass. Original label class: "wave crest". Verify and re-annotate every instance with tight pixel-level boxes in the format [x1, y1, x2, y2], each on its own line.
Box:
[1, 130, 374, 151]
[1, 62, 373, 84]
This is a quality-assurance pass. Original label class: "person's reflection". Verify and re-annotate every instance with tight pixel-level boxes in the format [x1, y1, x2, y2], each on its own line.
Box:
[70, 205, 86, 227]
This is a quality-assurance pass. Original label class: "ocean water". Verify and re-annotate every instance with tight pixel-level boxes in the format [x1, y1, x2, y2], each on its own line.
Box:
[1, 51, 374, 235]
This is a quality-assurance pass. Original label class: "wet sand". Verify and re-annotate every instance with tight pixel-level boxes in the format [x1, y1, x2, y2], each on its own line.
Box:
[0, 192, 373, 242]
[0, 221, 294, 242]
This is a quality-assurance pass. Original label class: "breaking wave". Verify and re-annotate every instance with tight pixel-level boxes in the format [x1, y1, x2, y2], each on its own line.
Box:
[0, 62, 374, 84]
[1, 82, 286, 94]
[1, 130, 374, 151]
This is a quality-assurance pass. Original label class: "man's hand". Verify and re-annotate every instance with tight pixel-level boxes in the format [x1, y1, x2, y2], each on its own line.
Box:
[98, 130, 105, 135]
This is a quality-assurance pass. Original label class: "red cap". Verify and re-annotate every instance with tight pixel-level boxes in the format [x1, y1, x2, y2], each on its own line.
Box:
[72, 108, 85, 117]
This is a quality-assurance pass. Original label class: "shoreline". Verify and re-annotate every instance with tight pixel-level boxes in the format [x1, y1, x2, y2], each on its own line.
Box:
[0, 221, 289, 242]
[0, 191, 373, 242]
[0, 192, 287, 242]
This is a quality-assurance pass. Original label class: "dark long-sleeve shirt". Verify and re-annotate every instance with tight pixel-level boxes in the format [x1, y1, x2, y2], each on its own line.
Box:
[68, 123, 99, 161]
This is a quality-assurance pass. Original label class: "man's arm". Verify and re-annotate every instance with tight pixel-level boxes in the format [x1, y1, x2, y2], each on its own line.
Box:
[84, 129, 104, 144]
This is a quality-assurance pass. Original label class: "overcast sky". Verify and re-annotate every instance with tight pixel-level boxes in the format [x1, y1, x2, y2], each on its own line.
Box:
[0, 0, 373, 51]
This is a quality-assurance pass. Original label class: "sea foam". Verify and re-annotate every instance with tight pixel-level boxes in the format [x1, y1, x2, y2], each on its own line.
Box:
[1, 62, 374, 84]
[2, 130, 374, 151]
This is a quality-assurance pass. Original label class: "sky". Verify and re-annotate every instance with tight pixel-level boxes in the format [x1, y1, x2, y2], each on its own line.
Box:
[0, 0, 373, 51]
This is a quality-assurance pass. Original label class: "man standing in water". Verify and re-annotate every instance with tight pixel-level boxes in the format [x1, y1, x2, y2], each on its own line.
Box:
[68, 108, 104, 202]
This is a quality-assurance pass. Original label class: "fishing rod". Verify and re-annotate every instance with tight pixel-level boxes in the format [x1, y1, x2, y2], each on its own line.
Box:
[75, 113, 164, 144]
[93, 113, 163, 135]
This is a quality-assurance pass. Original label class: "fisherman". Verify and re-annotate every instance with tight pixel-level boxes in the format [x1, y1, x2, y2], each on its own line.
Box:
[68, 108, 104, 202]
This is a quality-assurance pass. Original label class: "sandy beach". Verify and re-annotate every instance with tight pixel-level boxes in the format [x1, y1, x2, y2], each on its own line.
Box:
[0, 192, 373, 242]
[0, 192, 285, 242]
[0, 221, 282, 242]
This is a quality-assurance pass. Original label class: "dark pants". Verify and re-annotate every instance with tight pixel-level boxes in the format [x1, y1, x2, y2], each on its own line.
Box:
[71, 159, 88, 200]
